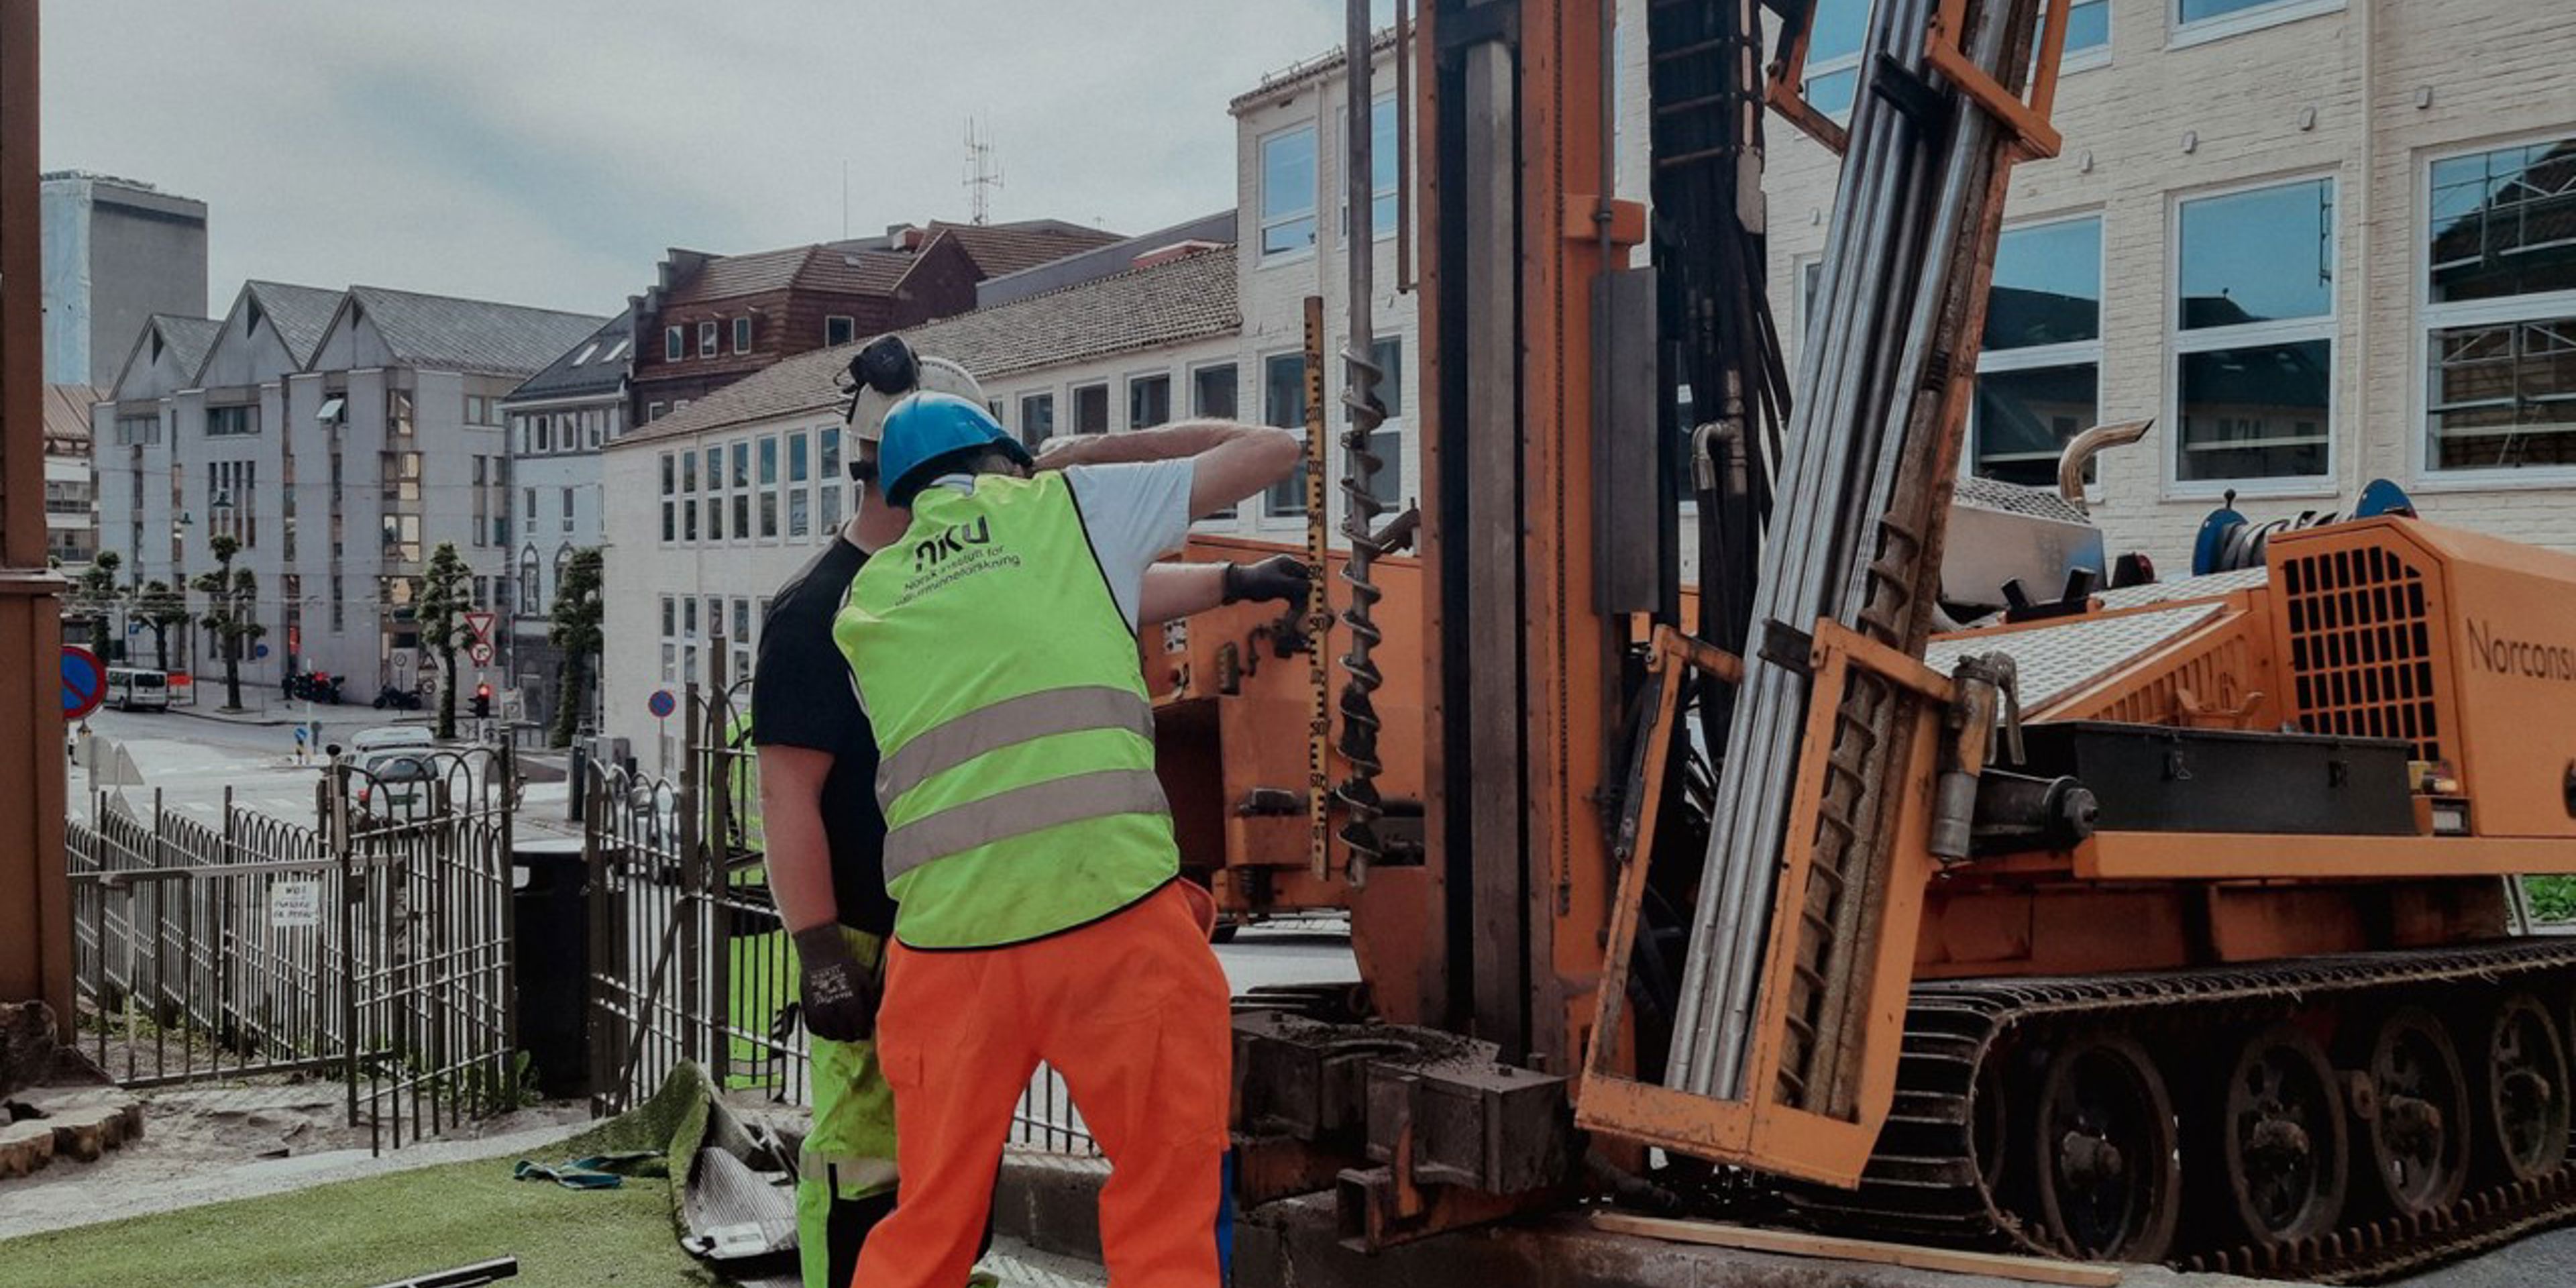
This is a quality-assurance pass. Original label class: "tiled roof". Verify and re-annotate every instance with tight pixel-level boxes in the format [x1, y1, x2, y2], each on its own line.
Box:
[507, 306, 635, 403]
[241, 281, 346, 367]
[344, 285, 611, 377]
[152, 315, 223, 382]
[616, 243, 1239, 449]
[43, 383, 103, 450]
[923, 221, 1124, 278]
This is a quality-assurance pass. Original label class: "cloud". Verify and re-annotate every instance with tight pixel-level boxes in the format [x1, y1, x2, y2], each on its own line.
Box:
[43, 0, 1350, 316]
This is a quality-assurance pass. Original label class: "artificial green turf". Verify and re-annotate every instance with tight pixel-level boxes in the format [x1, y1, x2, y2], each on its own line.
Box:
[2, 1067, 726, 1288]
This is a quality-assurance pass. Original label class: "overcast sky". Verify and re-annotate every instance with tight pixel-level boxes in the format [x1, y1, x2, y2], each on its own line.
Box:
[44, 1, 1366, 319]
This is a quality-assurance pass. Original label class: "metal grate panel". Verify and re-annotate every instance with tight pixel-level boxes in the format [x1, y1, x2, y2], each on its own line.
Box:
[2278, 543, 2443, 761]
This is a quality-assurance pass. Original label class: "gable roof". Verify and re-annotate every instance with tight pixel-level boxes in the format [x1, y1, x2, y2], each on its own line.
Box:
[507, 306, 635, 403]
[339, 285, 610, 376]
[239, 280, 347, 368]
[922, 220, 1126, 279]
[105, 313, 221, 398]
[618, 243, 1239, 448]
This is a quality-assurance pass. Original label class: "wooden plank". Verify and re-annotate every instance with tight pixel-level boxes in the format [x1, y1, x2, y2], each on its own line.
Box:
[1590, 1212, 2122, 1287]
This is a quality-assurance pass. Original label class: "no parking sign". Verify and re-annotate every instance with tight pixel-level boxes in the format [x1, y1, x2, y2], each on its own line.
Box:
[62, 645, 105, 721]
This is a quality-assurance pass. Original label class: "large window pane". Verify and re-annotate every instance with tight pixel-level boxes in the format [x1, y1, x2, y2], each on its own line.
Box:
[1986, 219, 2102, 350]
[1261, 127, 1318, 259]
[1129, 374, 1171, 429]
[1371, 97, 1399, 233]
[1975, 364, 2099, 486]
[2428, 319, 2576, 469]
[2177, 341, 2332, 481]
[1263, 353, 1309, 516]
[2180, 180, 2335, 328]
[1073, 383, 1109, 435]
[1193, 364, 1237, 419]
[2428, 140, 2576, 306]
[2063, 0, 2109, 52]
[1804, 0, 1867, 119]
[1019, 392, 1055, 448]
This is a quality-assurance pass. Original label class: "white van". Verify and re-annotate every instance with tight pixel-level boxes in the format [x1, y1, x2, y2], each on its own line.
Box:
[105, 667, 170, 712]
[346, 726, 436, 755]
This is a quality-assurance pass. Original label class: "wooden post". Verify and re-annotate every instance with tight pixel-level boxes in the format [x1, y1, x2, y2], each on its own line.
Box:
[0, 0, 69, 1036]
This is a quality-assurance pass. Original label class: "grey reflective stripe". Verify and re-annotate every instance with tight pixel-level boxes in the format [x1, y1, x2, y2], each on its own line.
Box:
[801, 1148, 899, 1193]
[875, 685, 1155, 804]
[881, 767, 1170, 880]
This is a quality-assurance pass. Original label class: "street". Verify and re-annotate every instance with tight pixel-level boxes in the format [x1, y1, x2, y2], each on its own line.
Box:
[71, 704, 390, 823]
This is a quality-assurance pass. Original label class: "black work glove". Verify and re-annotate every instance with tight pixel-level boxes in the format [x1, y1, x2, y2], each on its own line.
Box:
[792, 926, 881, 1043]
[1222, 555, 1311, 606]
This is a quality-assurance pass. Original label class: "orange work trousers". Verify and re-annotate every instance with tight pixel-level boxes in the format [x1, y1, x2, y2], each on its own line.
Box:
[853, 880, 1231, 1288]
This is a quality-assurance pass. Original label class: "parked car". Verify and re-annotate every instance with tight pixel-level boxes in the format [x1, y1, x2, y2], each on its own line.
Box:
[352, 749, 437, 820]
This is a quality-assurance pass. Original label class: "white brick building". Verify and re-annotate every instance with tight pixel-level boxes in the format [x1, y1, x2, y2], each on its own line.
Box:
[1765, 0, 2576, 567]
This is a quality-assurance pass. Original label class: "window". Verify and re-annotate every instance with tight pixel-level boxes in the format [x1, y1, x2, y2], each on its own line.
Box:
[1350, 337, 1405, 511]
[825, 315, 856, 347]
[2173, 178, 2337, 485]
[1128, 373, 1172, 429]
[696, 320, 716, 358]
[685, 596, 698, 639]
[1262, 352, 1310, 516]
[207, 460, 258, 544]
[2176, 0, 2343, 42]
[464, 394, 489, 425]
[1340, 96, 1400, 239]
[206, 405, 258, 437]
[759, 435, 780, 537]
[1191, 363, 1237, 419]
[472, 457, 490, 547]
[647, 400, 667, 422]
[788, 430, 812, 539]
[1803, 0, 1868, 121]
[562, 487, 576, 534]
[660, 453, 676, 496]
[684, 494, 698, 542]
[386, 388, 415, 436]
[1975, 217, 2104, 486]
[661, 594, 676, 638]
[733, 598, 751, 643]
[2063, 0, 2110, 56]
[523, 549, 543, 615]
[731, 440, 751, 488]
[819, 476, 843, 532]
[2422, 136, 2576, 473]
[1072, 382, 1110, 435]
[665, 325, 684, 361]
[820, 427, 842, 480]
[536, 415, 553, 453]
[572, 342, 599, 367]
[380, 450, 422, 504]
[681, 449, 698, 493]
[733, 316, 753, 355]
[1260, 124, 1318, 260]
[1019, 392, 1055, 449]
[115, 413, 160, 445]
[381, 513, 421, 564]
[704, 447, 722, 492]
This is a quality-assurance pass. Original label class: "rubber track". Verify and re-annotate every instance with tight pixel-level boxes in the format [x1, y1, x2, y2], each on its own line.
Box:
[1784, 938, 2576, 1283]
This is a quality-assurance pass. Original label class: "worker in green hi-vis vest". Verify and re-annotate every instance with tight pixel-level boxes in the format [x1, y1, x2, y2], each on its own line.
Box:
[835, 390, 1301, 1288]
[756, 337, 1305, 1288]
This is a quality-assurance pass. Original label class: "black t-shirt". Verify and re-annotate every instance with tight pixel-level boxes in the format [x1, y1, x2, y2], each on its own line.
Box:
[751, 535, 898, 936]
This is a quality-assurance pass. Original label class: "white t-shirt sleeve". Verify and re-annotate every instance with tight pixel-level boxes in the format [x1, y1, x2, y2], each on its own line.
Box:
[1063, 460, 1195, 629]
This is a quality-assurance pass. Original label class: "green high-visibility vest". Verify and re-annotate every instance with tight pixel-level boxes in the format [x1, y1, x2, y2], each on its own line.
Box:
[831, 472, 1175, 949]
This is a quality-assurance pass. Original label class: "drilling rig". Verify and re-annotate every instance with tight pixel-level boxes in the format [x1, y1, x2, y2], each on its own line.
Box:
[1157, 0, 2576, 1279]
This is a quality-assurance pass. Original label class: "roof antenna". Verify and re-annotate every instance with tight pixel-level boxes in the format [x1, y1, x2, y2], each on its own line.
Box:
[963, 117, 1004, 226]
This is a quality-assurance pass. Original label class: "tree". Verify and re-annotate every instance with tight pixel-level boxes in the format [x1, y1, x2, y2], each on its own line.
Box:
[547, 547, 604, 749]
[416, 542, 473, 741]
[191, 534, 264, 712]
[68, 551, 123, 654]
[134, 578, 189, 672]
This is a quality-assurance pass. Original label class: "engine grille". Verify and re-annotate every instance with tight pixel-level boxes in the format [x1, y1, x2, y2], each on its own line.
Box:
[2278, 541, 2443, 761]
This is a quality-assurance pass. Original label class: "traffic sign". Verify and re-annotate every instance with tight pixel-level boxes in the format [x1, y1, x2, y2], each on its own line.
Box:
[252, 643, 271, 660]
[465, 611, 498, 645]
[61, 645, 106, 721]
[647, 689, 676, 719]
[468, 642, 495, 667]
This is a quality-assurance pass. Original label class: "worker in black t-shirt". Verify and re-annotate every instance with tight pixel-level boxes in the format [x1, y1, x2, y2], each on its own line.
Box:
[753, 336, 987, 1288]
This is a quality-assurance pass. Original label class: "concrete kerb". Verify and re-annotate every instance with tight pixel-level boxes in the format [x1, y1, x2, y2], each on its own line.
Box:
[990, 1149, 2282, 1288]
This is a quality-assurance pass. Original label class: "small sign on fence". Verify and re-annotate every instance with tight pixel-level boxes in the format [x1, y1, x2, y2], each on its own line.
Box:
[269, 879, 323, 929]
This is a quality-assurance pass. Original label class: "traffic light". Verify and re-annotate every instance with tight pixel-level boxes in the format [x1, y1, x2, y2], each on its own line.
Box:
[472, 683, 492, 720]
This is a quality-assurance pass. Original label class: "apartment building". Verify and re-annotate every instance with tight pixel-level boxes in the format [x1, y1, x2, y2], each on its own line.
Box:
[42, 384, 101, 566]
[41, 171, 207, 386]
[1764, 0, 2576, 566]
[93, 282, 604, 702]
[597, 242, 1240, 767]
[627, 219, 1124, 429]
[501, 309, 632, 731]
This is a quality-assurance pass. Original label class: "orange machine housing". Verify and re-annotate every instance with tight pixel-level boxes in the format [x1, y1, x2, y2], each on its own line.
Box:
[1143, 536, 1428, 924]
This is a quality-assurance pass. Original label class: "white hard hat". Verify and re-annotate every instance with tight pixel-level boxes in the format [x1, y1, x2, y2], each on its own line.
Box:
[849, 353, 985, 448]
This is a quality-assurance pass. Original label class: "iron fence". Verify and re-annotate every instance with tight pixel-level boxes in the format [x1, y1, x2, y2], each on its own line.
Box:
[63, 746, 520, 1155]
[582, 665, 1098, 1155]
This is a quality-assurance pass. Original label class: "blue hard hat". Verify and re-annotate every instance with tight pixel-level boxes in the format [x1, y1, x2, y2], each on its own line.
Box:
[877, 390, 1033, 504]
